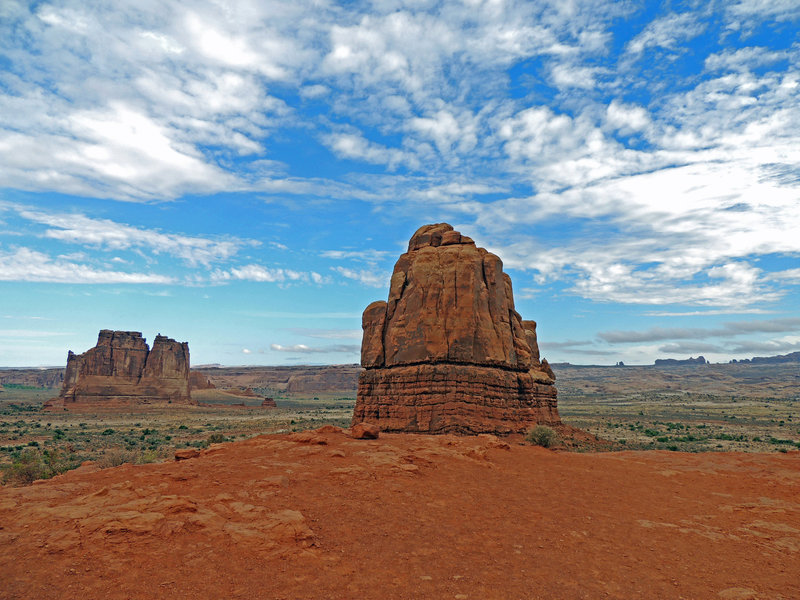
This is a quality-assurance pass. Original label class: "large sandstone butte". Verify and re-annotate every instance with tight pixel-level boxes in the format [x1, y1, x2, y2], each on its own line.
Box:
[354, 223, 559, 434]
[47, 330, 193, 409]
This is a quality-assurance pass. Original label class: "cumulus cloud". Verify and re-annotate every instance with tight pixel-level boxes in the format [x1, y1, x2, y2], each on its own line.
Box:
[1, 1, 799, 319]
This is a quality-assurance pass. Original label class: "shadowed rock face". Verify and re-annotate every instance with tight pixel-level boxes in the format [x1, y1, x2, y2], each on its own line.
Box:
[53, 330, 192, 408]
[353, 223, 559, 434]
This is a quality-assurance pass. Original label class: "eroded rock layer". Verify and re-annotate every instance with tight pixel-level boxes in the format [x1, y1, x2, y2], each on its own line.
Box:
[52, 330, 193, 408]
[353, 223, 560, 434]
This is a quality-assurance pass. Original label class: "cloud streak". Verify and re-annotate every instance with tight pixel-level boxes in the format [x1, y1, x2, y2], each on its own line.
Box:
[0, 246, 173, 284]
[270, 343, 359, 354]
[599, 318, 800, 343]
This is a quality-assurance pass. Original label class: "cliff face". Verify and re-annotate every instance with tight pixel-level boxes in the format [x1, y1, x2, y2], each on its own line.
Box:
[353, 223, 559, 434]
[52, 330, 192, 408]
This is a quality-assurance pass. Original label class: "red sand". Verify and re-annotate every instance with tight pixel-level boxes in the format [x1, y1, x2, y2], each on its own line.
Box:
[1, 429, 798, 599]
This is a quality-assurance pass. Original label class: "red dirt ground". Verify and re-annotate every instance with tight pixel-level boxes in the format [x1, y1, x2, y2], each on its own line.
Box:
[1, 428, 798, 599]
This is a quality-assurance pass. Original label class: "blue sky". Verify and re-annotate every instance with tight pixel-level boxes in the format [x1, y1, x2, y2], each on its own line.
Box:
[1, 0, 799, 367]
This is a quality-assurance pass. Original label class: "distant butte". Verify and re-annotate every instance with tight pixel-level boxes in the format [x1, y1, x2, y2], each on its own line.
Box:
[353, 223, 560, 435]
[45, 330, 193, 410]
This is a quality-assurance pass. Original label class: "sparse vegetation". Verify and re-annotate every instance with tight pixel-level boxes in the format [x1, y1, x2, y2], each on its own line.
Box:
[0, 386, 356, 485]
[1, 448, 81, 485]
[526, 425, 558, 448]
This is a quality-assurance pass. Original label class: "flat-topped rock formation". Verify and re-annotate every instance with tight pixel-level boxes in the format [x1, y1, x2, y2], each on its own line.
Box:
[353, 223, 559, 434]
[47, 330, 193, 409]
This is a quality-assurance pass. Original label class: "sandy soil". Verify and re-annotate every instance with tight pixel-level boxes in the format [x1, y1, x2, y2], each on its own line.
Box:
[1, 429, 798, 600]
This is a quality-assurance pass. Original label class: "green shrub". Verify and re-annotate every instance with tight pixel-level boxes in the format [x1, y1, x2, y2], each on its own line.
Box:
[208, 433, 225, 444]
[97, 447, 138, 468]
[526, 425, 558, 448]
[1, 448, 79, 485]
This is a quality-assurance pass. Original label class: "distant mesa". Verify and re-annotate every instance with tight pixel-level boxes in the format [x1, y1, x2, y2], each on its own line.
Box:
[731, 351, 800, 365]
[189, 370, 215, 390]
[353, 223, 560, 435]
[261, 397, 277, 408]
[654, 356, 708, 366]
[45, 330, 194, 410]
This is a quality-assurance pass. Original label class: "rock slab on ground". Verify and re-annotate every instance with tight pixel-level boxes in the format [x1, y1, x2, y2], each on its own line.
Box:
[354, 223, 559, 434]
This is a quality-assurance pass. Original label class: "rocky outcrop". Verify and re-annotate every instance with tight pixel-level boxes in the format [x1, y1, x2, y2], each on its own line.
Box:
[0, 368, 64, 389]
[353, 223, 559, 435]
[189, 370, 215, 390]
[654, 356, 707, 366]
[50, 330, 193, 409]
[261, 397, 277, 408]
[285, 366, 360, 394]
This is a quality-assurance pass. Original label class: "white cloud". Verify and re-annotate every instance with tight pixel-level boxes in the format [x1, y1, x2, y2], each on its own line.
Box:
[604, 100, 651, 135]
[550, 63, 604, 89]
[16, 205, 246, 266]
[409, 109, 477, 157]
[704, 47, 787, 72]
[624, 12, 707, 57]
[0, 246, 173, 284]
[320, 249, 390, 261]
[331, 266, 389, 288]
[270, 343, 359, 354]
[210, 264, 326, 284]
[322, 131, 416, 170]
[725, 0, 800, 30]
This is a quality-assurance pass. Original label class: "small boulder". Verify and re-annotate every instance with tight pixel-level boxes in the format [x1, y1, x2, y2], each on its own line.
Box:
[315, 425, 344, 434]
[174, 448, 201, 461]
[351, 422, 380, 439]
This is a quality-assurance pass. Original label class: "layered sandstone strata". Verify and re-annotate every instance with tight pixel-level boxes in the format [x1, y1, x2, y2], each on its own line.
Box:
[353, 223, 560, 434]
[52, 330, 193, 408]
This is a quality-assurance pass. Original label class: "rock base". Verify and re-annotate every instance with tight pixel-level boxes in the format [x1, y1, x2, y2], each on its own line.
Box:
[354, 363, 559, 435]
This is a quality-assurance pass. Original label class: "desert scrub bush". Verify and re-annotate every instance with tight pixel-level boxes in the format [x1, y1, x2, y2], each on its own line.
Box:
[208, 433, 225, 444]
[97, 447, 139, 468]
[1, 448, 79, 485]
[526, 425, 558, 448]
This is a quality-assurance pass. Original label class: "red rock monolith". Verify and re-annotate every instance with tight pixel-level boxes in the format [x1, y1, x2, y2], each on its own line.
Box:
[51, 330, 193, 409]
[353, 223, 559, 435]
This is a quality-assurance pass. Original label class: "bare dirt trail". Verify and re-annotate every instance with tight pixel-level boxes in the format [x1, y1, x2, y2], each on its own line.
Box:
[1, 429, 798, 599]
